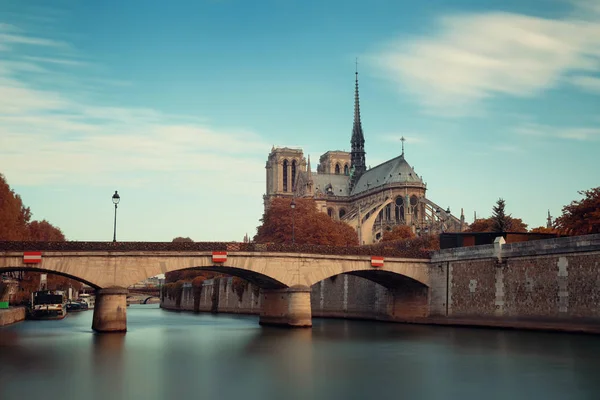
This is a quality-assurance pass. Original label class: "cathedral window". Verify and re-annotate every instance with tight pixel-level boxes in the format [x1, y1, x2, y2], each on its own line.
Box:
[411, 195, 419, 220]
[327, 208, 334, 218]
[395, 197, 404, 223]
[339, 209, 346, 219]
[344, 164, 349, 175]
[283, 159, 288, 192]
[335, 163, 340, 175]
[291, 160, 297, 191]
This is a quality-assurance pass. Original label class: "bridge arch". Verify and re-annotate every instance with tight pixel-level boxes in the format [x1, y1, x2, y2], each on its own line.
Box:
[0, 266, 100, 290]
[142, 296, 160, 304]
[164, 265, 288, 290]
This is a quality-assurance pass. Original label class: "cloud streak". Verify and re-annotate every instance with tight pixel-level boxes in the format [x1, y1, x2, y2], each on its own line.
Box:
[371, 0, 600, 114]
[0, 24, 269, 193]
[516, 122, 600, 141]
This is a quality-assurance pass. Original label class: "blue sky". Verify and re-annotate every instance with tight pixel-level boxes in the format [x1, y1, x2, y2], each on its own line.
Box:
[0, 0, 599, 241]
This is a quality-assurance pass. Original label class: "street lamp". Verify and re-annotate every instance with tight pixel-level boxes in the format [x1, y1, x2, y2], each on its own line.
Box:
[290, 198, 296, 245]
[112, 191, 120, 242]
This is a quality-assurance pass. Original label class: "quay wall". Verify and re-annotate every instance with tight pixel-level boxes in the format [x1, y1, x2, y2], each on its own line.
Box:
[161, 275, 389, 320]
[0, 307, 26, 327]
[430, 234, 600, 333]
[162, 234, 600, 333]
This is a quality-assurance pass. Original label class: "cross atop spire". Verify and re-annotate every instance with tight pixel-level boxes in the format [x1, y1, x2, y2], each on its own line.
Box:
[400, 136, 406, 156]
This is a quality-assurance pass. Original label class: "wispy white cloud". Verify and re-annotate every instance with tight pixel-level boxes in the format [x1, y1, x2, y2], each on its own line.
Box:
[569, 74, 600, 92]
[371, 1, 600, 115]
[0, 24, 269, 193]
[0, 33, 67, 48]
[516, 122, 600, 141]
[21, 55, 86, 66]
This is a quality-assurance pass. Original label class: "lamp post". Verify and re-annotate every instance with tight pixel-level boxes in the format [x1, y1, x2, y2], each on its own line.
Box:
[290, 198, 296, 245]
[112, 190, 120, 242]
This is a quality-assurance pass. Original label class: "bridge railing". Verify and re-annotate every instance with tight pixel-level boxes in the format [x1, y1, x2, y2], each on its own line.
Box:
[0, 239, 436, 259]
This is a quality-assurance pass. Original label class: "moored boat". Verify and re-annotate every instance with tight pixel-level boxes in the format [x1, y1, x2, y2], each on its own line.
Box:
[78, 293, 95, 309]
[29, 290, 67, 320]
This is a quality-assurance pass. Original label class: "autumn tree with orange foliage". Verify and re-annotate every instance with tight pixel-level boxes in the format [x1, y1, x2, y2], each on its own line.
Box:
[254, 198, 358, 246]
[467, 217, 528, 233]
[530, 226, 559, 235]
[0, 174, 31, 240]
[381, 225, 415, 242]
[1, 173, 81, 303]
[555, 187, 600, 235]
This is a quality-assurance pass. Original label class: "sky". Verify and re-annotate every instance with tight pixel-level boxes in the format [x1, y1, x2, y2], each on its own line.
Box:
[0, 0, 599, 242]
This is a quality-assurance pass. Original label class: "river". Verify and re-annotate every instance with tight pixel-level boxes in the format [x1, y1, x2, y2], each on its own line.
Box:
[1, 305, 600, 400]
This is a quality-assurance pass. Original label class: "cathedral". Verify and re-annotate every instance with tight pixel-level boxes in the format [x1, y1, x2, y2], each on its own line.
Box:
[264, 70, 465, 244]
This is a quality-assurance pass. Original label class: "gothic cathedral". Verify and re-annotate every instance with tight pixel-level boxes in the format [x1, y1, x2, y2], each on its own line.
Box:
[264, 71, 465, 244]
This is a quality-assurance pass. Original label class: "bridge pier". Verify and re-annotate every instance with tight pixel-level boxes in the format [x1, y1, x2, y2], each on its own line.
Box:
[259, 285, 312, 328]
[92, 287, 128, 333]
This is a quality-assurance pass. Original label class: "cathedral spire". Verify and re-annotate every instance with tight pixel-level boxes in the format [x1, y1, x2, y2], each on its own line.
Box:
[350, 60, 366, 188]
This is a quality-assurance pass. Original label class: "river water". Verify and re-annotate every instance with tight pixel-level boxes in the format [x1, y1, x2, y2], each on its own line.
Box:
[1, 305, 600, 400]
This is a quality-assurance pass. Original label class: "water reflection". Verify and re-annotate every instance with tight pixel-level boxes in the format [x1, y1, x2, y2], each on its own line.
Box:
[1, 306, 600, 400]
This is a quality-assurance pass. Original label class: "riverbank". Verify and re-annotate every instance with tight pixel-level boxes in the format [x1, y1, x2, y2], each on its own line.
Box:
[0, 307, 26, 327]
[162, 274, 600, 334]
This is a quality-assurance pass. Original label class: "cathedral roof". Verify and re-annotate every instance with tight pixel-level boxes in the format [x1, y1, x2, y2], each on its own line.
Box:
[312, 173, 350, 197]
[350, 154, 423, 195]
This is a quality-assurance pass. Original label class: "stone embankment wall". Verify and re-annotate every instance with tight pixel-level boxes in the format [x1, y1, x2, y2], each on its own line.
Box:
[0, 307, 26, 327]
[162, 234, 600, 333]
[430, 234, 600, 332]
[161, 275, 390, 320]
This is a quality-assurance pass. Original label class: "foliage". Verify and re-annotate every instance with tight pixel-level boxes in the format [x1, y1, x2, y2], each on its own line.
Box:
[555, 187, 600, 235]
[172, 237, 194, 242]
[491, 198, 508, 232]
[467, 218, 494, 232]
[231, 277, 248, 302]
[369, 234, 440, 258]
[162, 280, 185, 307]
[0, 174, 31, 240]
[381, 225, 415, 242]
[530, 226, 560, 235]
[255, 198, 358, 246]
[0, 174, 81, 301]
[165, 269, 221, 284]
[28, 220, 66, 241]
[467, 216, 528, 233]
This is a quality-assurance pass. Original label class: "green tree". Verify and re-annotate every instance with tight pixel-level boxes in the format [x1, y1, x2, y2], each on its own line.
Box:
[491, 198, 508, 232]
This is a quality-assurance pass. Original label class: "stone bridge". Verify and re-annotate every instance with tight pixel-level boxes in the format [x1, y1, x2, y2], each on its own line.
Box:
[0, 241, 431, 333]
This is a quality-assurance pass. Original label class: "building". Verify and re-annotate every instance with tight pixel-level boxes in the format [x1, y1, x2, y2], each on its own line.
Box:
[264, 70, 465, 244]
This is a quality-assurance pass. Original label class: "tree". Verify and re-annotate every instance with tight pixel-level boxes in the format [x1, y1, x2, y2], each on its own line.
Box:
[506, 217, 528, 233]
[467, 218, 493, 232]
[555, 187, 600, 235]
[172, 237, 194, 242]
[28, 220, 66, 241]
[468, 199, 528, 233]
[381, 225, 415, 242]
[254, 198, 358, 246]
[530, 226, 559, 235]
[491, 198, 508, 232]
[0, 174, 31, 240]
